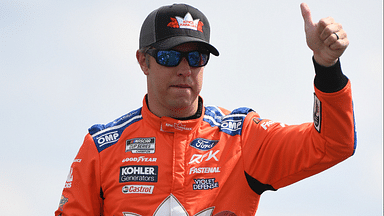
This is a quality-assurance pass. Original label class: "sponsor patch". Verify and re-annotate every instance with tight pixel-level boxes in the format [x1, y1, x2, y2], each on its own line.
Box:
[220, 114, 247, 136]
[252, 117, 262, 124]
[58, 195, 68, 211]
[193, 178, 219, 190]
[122, 185, 154, 194]
[313, 94, 321, 132]
[188, 150, 220, 165]
[126, 137, 155, 154]
[163, 122, 193, 132]
[189, 167, 220, 175]
[189, 138, 218, 151]
[221, 119, 242, 132]
[260, 120, 275, 130]
[64, 167, 73, 189]
[122, 156, 157, 163]
[119, 165, 158, 183]
[167, 12, 204, 32]
[97, 131, 119, 147]
[90, 108, 143, 153]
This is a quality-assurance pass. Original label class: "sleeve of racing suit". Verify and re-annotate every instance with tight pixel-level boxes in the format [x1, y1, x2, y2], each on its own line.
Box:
[55, 134, 103, 215]
[242, 59, 356, 193]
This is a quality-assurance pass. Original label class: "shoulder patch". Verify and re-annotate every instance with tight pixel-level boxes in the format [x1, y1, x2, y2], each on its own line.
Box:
[204, 106, 254, 136]
[89, 108, 143, 152]
[313, 94, 321, 133]
[203, 106, 225, 127]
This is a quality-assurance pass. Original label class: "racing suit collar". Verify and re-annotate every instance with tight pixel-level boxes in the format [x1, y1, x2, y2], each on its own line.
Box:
[142, 95, 205, 134]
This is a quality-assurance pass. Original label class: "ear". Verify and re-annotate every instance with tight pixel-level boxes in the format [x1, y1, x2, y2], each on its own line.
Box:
[136, 50, 149, 75]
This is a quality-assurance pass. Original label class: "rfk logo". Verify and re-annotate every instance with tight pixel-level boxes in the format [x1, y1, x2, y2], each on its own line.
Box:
[188, 150, 220, 164]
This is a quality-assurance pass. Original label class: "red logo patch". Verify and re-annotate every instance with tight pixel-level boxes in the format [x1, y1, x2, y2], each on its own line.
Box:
[167, 12, 204, 32]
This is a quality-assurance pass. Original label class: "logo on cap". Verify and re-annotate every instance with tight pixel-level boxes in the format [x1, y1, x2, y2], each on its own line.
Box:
[167, 12, 204, 32]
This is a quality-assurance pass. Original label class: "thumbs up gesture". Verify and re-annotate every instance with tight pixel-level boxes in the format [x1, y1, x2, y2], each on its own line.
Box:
[300, 3, 349, 67]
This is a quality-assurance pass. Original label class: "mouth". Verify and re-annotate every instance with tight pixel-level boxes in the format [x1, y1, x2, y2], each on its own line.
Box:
[170, 84, 191, 88]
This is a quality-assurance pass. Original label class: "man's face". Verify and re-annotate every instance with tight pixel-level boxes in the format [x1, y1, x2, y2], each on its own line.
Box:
[143, 42, 205, 117]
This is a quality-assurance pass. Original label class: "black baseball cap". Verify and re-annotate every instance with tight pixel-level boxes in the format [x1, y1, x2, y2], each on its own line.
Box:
[139, 3, 219, 56]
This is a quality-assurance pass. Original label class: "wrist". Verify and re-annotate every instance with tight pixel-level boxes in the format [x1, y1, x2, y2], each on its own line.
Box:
[312, 57, 348, 93]
[313, 54, 338, 67]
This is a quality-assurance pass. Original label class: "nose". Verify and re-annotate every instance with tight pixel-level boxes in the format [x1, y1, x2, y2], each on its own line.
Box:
[177, 57, 192, 77]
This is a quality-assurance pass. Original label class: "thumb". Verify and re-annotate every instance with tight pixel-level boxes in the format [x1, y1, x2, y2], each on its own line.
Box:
[300, 3, 314, 28]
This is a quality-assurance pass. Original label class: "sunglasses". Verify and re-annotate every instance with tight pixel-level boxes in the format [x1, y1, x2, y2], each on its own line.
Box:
[146, 49, 210, 67]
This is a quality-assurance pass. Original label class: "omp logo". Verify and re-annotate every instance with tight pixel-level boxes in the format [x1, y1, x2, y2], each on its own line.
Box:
[188, 150, 220, 165]
[97, 131, 119, 147]
[190, 138, 218, 151]
[221, 120, 242, 131]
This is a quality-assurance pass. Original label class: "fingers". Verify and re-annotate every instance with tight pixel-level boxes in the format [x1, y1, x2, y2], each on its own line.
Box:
[317, 17, 349, 50]
[300, 3, 314, 28]
[318, 17, 339, 40]
[330, 33, 349, 50]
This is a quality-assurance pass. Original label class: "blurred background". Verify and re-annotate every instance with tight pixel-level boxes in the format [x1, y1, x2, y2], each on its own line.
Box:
[0, 0, 382, 215]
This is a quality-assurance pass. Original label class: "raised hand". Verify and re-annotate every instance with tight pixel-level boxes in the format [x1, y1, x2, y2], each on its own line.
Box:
[300, 3, 349, 67]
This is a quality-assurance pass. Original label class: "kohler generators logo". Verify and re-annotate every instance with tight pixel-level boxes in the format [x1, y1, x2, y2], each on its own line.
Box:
[119, 165, 158, 183]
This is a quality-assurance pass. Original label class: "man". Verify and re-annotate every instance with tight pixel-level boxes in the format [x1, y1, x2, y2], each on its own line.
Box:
[55, 3, 356, 216]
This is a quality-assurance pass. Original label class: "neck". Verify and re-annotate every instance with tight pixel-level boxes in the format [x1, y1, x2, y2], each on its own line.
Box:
[146, 95, 202, 119]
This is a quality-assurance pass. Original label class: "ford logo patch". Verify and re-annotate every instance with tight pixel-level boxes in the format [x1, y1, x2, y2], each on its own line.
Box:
[190, 138, 219, 151]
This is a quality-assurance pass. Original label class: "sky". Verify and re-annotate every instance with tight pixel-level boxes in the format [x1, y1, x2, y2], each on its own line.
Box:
[0, 0, 382, 215]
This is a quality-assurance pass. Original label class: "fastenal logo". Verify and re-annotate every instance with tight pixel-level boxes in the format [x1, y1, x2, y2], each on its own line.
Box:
[122, 185, 154, 194]
[189, 138, 218, 151]
[189, 167, 220, 175]
[119, 165, 158, 183]
[126, 137, 155, 154]
[97, 131, 119, 147]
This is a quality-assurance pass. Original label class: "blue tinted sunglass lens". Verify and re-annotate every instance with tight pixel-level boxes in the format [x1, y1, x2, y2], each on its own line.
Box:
[157, 51, 181, 66]
[200, 53, 209, 66]
[188, 52, 209, 67]
[188, 51, 201, 67]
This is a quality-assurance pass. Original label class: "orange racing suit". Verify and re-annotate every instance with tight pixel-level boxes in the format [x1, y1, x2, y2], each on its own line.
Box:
[55, 60, 356, 216]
